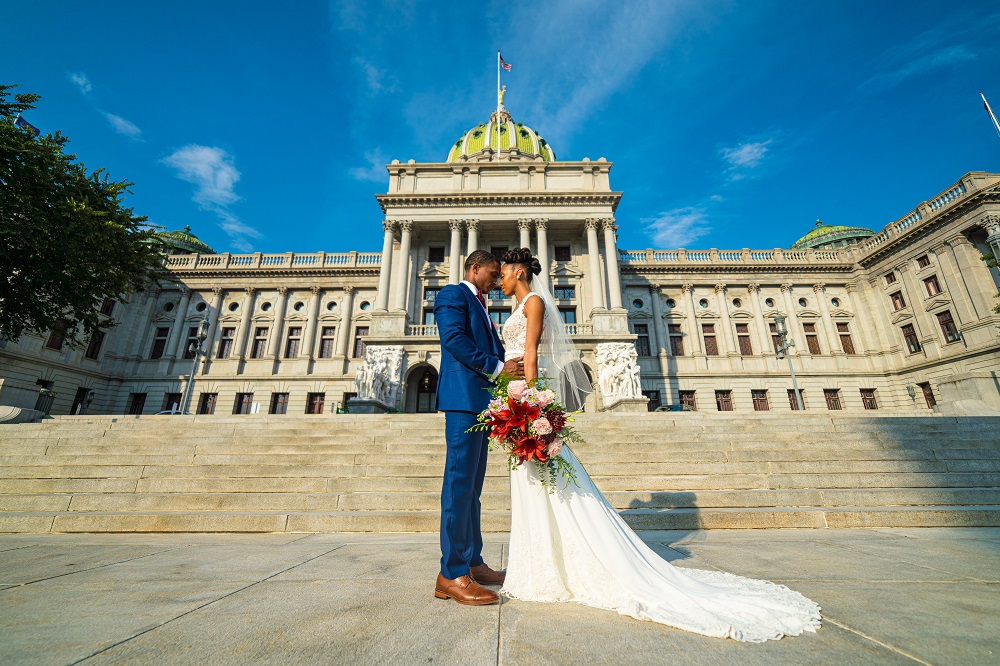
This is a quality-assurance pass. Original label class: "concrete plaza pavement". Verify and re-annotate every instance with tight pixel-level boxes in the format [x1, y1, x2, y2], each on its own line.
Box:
[1, 528, 998, 665]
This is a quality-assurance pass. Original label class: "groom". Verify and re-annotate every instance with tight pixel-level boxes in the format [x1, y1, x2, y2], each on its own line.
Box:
[434, 250, 523, 606]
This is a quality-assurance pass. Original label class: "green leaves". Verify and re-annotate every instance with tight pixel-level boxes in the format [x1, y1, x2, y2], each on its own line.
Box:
[0, 84, 166, 344]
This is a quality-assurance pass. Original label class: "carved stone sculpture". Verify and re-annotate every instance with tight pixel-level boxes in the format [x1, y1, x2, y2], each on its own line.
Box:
[354, 345, 405, 407]
[596, 342, 643, 407]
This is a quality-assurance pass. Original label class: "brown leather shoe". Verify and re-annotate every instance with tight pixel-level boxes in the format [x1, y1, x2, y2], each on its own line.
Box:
[434, 573, 499, 605]
[469, 563, 506, 586]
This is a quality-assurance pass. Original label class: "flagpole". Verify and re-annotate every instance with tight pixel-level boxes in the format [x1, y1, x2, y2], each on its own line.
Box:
[982, 92, 1000, 140]
[496, 50, 501, 162]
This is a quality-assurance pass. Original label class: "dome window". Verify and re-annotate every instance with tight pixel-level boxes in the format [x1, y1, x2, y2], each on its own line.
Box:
[261, 302, 272, 312]
[294, 301, 305, 312]
[831, 298, 841, 307]
[632, 299, 644, 309]
[163, 302, 175, 312]
[473, 130, 483, 139]
[326, 301, 337, 312]
[732, 298, 742, 308]
[360, 301, 371, 311]
[228, 302, 239, 312]
[699, 299, 709, 308]
[195, 302, 207, 312]
[798, 298, 808, 307]
[765, 298, 775, 308]
[520, 129, 530, 138]
[666, 299, 676, 308]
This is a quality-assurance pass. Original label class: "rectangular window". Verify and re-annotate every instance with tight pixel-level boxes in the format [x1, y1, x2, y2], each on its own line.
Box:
[936, 311, 960, 343]
[837, 322, 856, 354]
[84, 330, 106, 360]
[643, 390, 661, 411]
[233, 392, 254, 415]
[270, 392, 289, 415]
[490, 247, 508, 260]
[250, 327, 268, 359]
[702, 324, 719, 356]
[736, 323, 752, 356]
[679, 390, 697, 411]
[923, 275, 941, 297]
[423, 287, 440, 301]
[916, 255, 931, 269]
[217, 327, 235, 359]
[668, 324, 684, 356]
[428, 247, 445, 263]
[100, 299, 116, 316]
[490, 309, 511, 326]
[803, 322, 821, 354]
[788, 389, 805, 410]
[884, 272, 896, 285]
[162, 393, 182, 413]
[769, 323, 783, 354]
[45, 319, 69, 350]
[150, 327, 170, 359]
[554, 245, 572, 262]
[353, 326, 369, 358]
[422, 309, 435, 326]
[919, 382, 936, 408]
[553, 286, 576, 299]
[197, 393, 217, 415]
[488, 288, 505, 301]
[285, 326, 302, 358]
[860, 389, 878, 410]
[901, 324, 921, 353]
[633, 324, 651, 356]
[306, 392, 325, 415]
[751, 389, 769, 411]
[715, 390, 733, 411]
[126, 392, 146, 415]
[183, 326, 199, 359]
[559, 308, 577, 324]
[824, 389, 842, 410]
[890, 291, 906, 311]
[319, 326, 336, 358]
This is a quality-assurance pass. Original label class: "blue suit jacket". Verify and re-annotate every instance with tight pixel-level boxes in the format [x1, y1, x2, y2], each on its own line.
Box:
[434, 284, 506, 412]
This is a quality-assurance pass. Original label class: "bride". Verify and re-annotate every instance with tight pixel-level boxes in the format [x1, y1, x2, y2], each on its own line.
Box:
[495, 248, 821, 643]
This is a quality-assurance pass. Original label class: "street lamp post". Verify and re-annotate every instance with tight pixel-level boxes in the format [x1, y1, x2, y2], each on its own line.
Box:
[180, 319, 210, 415]
[773, 314, 804, 411]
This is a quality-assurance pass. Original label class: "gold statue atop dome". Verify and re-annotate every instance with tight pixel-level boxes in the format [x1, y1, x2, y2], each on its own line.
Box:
[498, 85, 506, 106]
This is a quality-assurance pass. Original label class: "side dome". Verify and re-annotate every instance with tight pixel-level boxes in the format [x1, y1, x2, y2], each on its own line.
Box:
[157, 226, 216, 255]
[791, 220, 875, 250]
[446, 107, 555, 163]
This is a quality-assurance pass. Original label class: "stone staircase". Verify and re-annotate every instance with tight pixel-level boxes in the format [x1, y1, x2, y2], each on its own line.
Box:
[1, 413, 999, 533]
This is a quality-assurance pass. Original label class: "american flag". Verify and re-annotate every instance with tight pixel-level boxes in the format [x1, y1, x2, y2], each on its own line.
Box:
[499, 52, 511, 72]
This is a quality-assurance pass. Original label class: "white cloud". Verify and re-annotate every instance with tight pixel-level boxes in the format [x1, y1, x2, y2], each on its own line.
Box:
[644, 207, 711, 247]
[721, 140, 771, 169]
[861, 44, 975, 93]
[69, 72, 92, 95]
[104, 112, 142, 140]
[163, 145, 261, 251]
[352, 57, 396, 95]
[349, 150, 388, 182]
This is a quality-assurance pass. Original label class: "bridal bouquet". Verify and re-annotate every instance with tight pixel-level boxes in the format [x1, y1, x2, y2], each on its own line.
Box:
[469, 375, 581, 490]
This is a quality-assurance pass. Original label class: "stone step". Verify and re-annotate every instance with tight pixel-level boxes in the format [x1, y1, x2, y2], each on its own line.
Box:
[3, 505, 999, 534]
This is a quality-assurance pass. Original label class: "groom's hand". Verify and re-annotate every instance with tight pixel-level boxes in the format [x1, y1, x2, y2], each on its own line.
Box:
[503, 356, 524, 379]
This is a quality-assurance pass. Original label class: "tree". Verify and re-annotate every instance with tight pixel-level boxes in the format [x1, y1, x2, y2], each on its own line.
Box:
[0, 84, 167, 344]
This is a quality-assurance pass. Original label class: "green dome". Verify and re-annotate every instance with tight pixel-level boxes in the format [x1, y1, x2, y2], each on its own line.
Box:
[157, 226, 216, 255]
[791, 220, 875, 250]
[446, 107, 555, 163]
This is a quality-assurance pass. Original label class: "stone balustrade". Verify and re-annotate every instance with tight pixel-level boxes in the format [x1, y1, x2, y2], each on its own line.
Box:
[164, 251, 382, 271]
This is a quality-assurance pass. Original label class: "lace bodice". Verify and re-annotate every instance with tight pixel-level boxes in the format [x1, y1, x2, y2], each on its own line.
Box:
[502, 292, 543, 361]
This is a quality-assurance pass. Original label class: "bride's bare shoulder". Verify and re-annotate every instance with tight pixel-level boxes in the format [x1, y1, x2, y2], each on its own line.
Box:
[522, 293, 545, 319]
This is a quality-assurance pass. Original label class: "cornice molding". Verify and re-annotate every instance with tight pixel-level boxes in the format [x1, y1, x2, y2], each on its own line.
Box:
[376, 191, 624, 213]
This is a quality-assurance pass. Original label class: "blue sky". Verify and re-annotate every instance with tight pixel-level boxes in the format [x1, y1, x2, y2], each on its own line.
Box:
[7, 1, 1000, 254]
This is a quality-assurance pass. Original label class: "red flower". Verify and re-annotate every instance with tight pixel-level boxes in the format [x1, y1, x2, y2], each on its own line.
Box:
[547, 410, 567, 432]
[513, 435, 549, 465]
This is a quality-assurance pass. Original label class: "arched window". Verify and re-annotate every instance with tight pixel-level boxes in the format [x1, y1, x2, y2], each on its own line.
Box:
[416, 367, 438, 413]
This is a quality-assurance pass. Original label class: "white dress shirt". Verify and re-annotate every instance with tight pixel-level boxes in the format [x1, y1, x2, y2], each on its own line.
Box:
[461, 280, 503, 379]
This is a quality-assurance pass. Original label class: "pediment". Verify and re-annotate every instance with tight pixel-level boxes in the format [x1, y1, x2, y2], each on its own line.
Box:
[762, 309, 786, 319]
[418, 264, 450, 278]
[730, 310, 754, 319]
[285, 314, 308, 323]
[151, 314, 173, 323]
[829, 308, 854, 318]
[628, 311, 652, 320]
[797, 309, 821, 318]
[695, 310, 719, 319]
[890, 311, 913, 324]
[251, 313, 274, 322]
[663, 311, 686, 320]
[218, 314, 241, 323]
[551, 264, 584, 277]
[924, 298, 952, 312]
[318, 313, 342, 322]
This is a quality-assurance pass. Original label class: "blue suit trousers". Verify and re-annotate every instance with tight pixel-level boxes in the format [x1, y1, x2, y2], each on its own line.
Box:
[440, 410, 489, 579]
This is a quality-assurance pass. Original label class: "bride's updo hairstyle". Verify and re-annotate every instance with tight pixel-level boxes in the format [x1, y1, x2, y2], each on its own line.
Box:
[502, 247, 542, 281]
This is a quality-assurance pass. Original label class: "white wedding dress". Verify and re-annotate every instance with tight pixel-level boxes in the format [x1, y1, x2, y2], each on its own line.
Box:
[500, 293, 821, 642]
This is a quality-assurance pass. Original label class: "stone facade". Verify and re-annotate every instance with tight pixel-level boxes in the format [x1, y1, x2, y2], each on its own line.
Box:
[2, 151, 999, 417]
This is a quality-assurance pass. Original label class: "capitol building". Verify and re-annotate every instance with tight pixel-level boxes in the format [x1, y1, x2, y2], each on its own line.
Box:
[2, 103, 1000, 418]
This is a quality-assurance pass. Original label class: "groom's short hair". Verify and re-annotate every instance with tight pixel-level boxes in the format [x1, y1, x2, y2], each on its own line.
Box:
[464, 250, 500, 271]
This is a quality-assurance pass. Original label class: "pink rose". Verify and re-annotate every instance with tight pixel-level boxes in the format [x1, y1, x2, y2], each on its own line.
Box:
[547, 440, 563, 457]
[537, 389, 556, 407]
[507, 380, 527, 400]
[532, 417, 553, 435]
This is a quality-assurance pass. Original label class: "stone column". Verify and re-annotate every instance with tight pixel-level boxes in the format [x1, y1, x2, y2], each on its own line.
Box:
[649, 283, 669, 374]
[393, 221, 413, 310]
[682, 283, 703, 355]
[302, 286, 322, 360]
[985, 214, 1000, 262]
[448, 220, 464, 284]
[813, 283, 842, 354]
[466, 219, 479, 255]
[266, 287, 290, 358]
[585, 219, 606, 310]
[166, 288, 193, 359]
[945, 234, 995, 320]
[931, 245, 976, 324]
[715, 284, 736, 355]
[602, 219, 623, 309]
[859, 278, 896, 353]
[840, 284, 870, 355]
[779, 283, 801, 356]
[897, 264, 929, 338]
[747, 283, 771, 355]
[201, 287, 225, 366]
[375, 221, 395, 310]
[535, 218, 550, 290]
[518, 218, 531, 250]
[233, 287, 257, 360]
[335, 286, 356, 357]
[126, 287, 161, 359]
